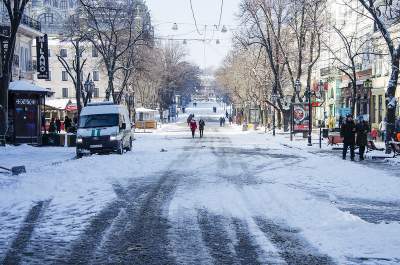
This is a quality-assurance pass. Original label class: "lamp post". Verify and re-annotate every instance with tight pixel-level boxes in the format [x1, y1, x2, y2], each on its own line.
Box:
[291, 80, 302, 141]
[306, 81, 313, 146]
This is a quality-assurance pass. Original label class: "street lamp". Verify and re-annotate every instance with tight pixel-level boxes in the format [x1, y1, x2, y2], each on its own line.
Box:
[306, 79, 326, 146]
[295, 79, 301, 97]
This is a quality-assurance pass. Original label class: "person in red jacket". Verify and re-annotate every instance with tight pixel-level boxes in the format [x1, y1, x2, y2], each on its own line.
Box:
[190, 119, 197, 138]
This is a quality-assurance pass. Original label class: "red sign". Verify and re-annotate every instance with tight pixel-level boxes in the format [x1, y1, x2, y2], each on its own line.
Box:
[65, 104, 77, 112]
[292, 103, 310, 132]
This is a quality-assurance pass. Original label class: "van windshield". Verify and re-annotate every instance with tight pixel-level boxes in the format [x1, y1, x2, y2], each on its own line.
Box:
[79, 114, 119, 128]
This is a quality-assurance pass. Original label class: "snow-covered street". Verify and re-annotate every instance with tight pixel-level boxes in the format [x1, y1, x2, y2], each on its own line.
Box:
[1, 103, 400, 265]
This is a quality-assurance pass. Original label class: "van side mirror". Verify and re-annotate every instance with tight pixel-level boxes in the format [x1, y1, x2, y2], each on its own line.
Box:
[120, 123, 126, 130]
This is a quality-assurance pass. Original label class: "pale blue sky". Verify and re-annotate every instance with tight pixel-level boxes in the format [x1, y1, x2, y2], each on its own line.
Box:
[146, 0, 241, 70]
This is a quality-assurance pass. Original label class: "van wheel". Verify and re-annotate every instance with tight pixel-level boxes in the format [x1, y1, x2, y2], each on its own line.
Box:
[117, 141, 124, 155]
[127, 138, 133, 152]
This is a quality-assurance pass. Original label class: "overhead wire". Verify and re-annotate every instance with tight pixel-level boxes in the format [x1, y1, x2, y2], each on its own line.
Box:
[189, 0, 203, 35]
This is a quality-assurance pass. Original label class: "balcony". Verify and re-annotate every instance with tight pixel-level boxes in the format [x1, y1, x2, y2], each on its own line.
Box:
[21, 14, 41, 32]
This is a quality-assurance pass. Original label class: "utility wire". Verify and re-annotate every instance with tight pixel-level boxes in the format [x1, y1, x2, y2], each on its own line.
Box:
[217, 0, 224, 28]
[189, 0, 203, 35]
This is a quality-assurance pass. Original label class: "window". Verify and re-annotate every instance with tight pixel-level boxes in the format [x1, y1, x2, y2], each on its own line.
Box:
[92, 46, 98, 57]
[62, 71, 68, 81]
[62, 87, 69, 98]
[46, 71, 52, 81]
[378, 95, 383, 123]
[60, 0, 68, 9]
[93, 71, 99, 81]
[371, 95, 376, 124]
[39, 13, 54, 24]
[60, 49, 68, 58]
[93, 87, 99, 98]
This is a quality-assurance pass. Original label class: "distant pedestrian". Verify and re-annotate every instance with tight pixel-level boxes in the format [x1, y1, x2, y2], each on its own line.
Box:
[340, 114, 356, 161]
[225, 111, 229, 118]
[64, 116, 72, 133]
[229, 116, 233, 125]
[338, 115, 343, 128]
[56, 118, 62, 133]
[356, 117, 370, 161]
[222, 117, 226, 126]
[370, 128, 378, 141]
[219, 117, 224, 127]
[190, 119, 197, 138]
[199, 119, 205, 138]
[49, 118, 56, 133]
[379, 118, 387, 142]
[41, 113, 47, 133]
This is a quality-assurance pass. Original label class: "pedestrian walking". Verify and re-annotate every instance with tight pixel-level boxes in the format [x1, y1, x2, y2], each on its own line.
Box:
[222, 117, 226, 126]
[219, 117, 224, 127]
[370, 128, 378, 141]
[356, 117, 370, 161]
[340, 114, 356, 161]
[229, 116, 233, 125]
[190, 119, 197, 138]
[379, 118, 387, 142]
[225, 111, 229, 119]
[199, 119, 205, 138]
[56, 118, 62, 133]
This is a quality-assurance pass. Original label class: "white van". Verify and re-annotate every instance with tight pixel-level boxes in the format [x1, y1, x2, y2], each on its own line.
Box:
[76, 102, 133, 158]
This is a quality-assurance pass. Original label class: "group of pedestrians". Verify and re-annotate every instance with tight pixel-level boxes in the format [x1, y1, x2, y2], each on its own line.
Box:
[45, 115, 77, 134]
[340, 114, 370, 161]
[188, 114, 205, 138]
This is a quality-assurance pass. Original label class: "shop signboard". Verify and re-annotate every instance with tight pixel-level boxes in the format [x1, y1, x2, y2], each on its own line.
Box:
[36, 34, 49, 79]
[292, 103, 310, 132]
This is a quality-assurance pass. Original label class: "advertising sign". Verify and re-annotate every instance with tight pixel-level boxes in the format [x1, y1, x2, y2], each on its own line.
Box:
[36, 34, 49, 79]
[292, 103, 310, 132]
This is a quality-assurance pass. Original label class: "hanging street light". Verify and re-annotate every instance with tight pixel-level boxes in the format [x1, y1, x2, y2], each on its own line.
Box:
[221, 25, 228, 33]
[172, 23, 178, 31]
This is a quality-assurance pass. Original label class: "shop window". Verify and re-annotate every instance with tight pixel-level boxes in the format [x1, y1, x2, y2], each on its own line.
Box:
[62, 87, 69, 98]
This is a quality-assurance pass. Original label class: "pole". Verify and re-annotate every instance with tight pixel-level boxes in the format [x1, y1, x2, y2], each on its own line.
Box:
[290, 104, 293, 141]
[307, 87, 312, 146]
[319, 126, 322, 149]
[76, 39, 81, 118]
[273, 105, 276, 136]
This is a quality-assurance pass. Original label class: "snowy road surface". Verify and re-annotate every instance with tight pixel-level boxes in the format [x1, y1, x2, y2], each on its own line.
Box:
[1, 102, 400, 265]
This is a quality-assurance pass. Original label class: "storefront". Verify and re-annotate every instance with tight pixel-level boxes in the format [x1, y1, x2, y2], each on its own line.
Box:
[8, 80, 53, 144]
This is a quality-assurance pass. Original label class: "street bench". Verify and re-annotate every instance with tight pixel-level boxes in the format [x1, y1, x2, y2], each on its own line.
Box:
[367, 140, 385, 153]
[390, 141, 400, 158]
[328, 135, 343, 145]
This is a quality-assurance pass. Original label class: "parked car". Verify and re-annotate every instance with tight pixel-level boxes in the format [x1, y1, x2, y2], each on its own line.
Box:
[76, 102, 133, 158]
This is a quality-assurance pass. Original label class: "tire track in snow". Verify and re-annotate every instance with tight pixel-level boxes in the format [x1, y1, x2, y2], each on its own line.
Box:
[255, 219, 335, 265]
[2, 200, 51, 265]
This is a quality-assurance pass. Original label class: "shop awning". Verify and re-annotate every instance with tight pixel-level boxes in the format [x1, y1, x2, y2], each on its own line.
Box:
[9, 80, 53, 96]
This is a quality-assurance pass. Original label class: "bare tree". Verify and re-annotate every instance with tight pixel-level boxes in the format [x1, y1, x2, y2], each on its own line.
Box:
[0, 0, 31, 142]
[78, 0, 151, 102]
[357, 0, 400, 145]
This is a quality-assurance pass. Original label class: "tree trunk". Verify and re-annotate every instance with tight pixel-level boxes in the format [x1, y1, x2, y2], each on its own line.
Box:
[0, 76, 10, 140]
[386, 56, 399, 145]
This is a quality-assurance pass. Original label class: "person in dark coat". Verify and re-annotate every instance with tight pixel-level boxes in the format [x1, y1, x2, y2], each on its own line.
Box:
[219, 117, 224, 127]
[199, 119, 205, 138]
[55, 118, 62, 133]
[49, 118, 56, 133]
[338, 116, 344, 128]
[356, 117, 370, 161]
[64, 116, 72, 133]
[340, 114, 356, 161]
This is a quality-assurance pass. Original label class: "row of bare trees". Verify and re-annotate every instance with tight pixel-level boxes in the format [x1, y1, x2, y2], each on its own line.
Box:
[217, 0, 400, 142]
